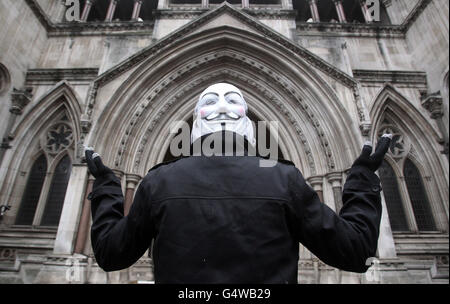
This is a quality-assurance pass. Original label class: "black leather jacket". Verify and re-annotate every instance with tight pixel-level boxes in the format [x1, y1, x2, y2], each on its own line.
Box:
[89, 133, 382, 283]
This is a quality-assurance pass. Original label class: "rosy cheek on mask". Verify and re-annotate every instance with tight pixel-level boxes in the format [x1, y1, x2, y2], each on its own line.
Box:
[199, 107, 213, 119]
[230, 105, 245, 117]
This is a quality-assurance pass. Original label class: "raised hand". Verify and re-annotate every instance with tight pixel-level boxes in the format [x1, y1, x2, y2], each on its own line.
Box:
[351, 134, 393, 172]
[84, 146, 114, 178]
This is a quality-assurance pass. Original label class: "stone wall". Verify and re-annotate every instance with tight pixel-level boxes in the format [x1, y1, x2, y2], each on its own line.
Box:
[0, 0, 48, 141]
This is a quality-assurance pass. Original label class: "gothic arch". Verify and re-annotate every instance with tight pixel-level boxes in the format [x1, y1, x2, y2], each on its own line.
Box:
[88, 26, 361, 177]
[0, 82, 81, 226]
[11, 81, 82, 142]
[370, 84, 449, 231]
[370, 84, 441, 143]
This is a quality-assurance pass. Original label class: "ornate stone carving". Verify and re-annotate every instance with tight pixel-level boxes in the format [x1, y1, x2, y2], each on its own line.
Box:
[296, 22, 405, 38]
[80, 114, 92, 134]
[43, 122, 74, 155]
[360, 122, 372, 137]
[115, 50, 340, 173]
[10, 88, 33, 115]
[421, 93, 443, 119]
[378, 125, 409, 159]
[353, 70, 427, 86]
[243, 8, 297, 20]
[26, 68, 99, 83]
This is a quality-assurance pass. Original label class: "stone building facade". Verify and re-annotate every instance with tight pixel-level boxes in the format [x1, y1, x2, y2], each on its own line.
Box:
[0, 0, 448, 283]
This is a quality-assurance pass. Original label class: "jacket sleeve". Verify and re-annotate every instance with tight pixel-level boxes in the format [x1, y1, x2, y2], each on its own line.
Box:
[89, 172, 154, 272]
[289, 165, 382, 273]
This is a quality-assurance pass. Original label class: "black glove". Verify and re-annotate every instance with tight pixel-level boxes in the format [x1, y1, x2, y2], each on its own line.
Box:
[351, 134, 392, 172]
[84, 146, 114, 178]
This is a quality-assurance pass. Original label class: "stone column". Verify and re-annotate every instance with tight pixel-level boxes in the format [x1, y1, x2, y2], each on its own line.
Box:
[326, 172, 343, 213]
[105, 0, 118, 22]
[124, 174, 141, 216]
[307, 176, 324, 202]
[74, 177, 94, 254]
[333, 0, 346, 23]
[421, 93, 449, 159]
[131, 0, 143, 20]
[80, 0, 94, 21]
[242, 0, 249, 9]
[308, 0, 320, 22]
[54, 165, 88, 254]
[359, 0, 372, 23]
[0, 88, 32, 165]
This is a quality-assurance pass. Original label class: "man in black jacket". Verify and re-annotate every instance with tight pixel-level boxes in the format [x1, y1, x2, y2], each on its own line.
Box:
[85, 83, 392, 283]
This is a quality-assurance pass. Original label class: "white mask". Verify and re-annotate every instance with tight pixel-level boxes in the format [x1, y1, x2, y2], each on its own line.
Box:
[191, 83, 256, 146]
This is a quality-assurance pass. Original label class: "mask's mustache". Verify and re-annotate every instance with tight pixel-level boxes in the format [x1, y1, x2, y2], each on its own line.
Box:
[205, 112, 240, 121]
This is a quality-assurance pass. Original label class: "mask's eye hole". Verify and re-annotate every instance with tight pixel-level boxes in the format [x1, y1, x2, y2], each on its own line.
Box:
[225, 92, 243, 105]
[201, 94, 218, 106]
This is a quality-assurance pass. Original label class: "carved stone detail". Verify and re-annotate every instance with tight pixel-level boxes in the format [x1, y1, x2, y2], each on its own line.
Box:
[113, 50, 340, 173]
[43, 122, 74, 155]
[421, 93, 443, 119]
[10, 88, 33, 115]
[378, 125, 410, 159]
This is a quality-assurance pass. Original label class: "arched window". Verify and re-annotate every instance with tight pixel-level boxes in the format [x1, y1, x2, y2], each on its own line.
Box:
[379, 160, 409, 231]
[40, 155, 72, 227]
[403, 159, 436, 231]
[14, 119, 74, 228]
[377, 123, 440, 233]
[15, 155, 48, 225]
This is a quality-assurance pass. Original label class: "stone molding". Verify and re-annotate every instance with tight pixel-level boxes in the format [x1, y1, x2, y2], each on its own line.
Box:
[353, 70, 428, 86]
[10, 88, 33, 115]
[126, 174, 142, 188]
[50, 21, 155, 37]
[243, 8, 297, 20]
[296, 22, 405, 38]
[307, 175, 324, 190]
[421, 93, 444, 120]
[26, 68, 100, 83]
[326, 171, 342, 187]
